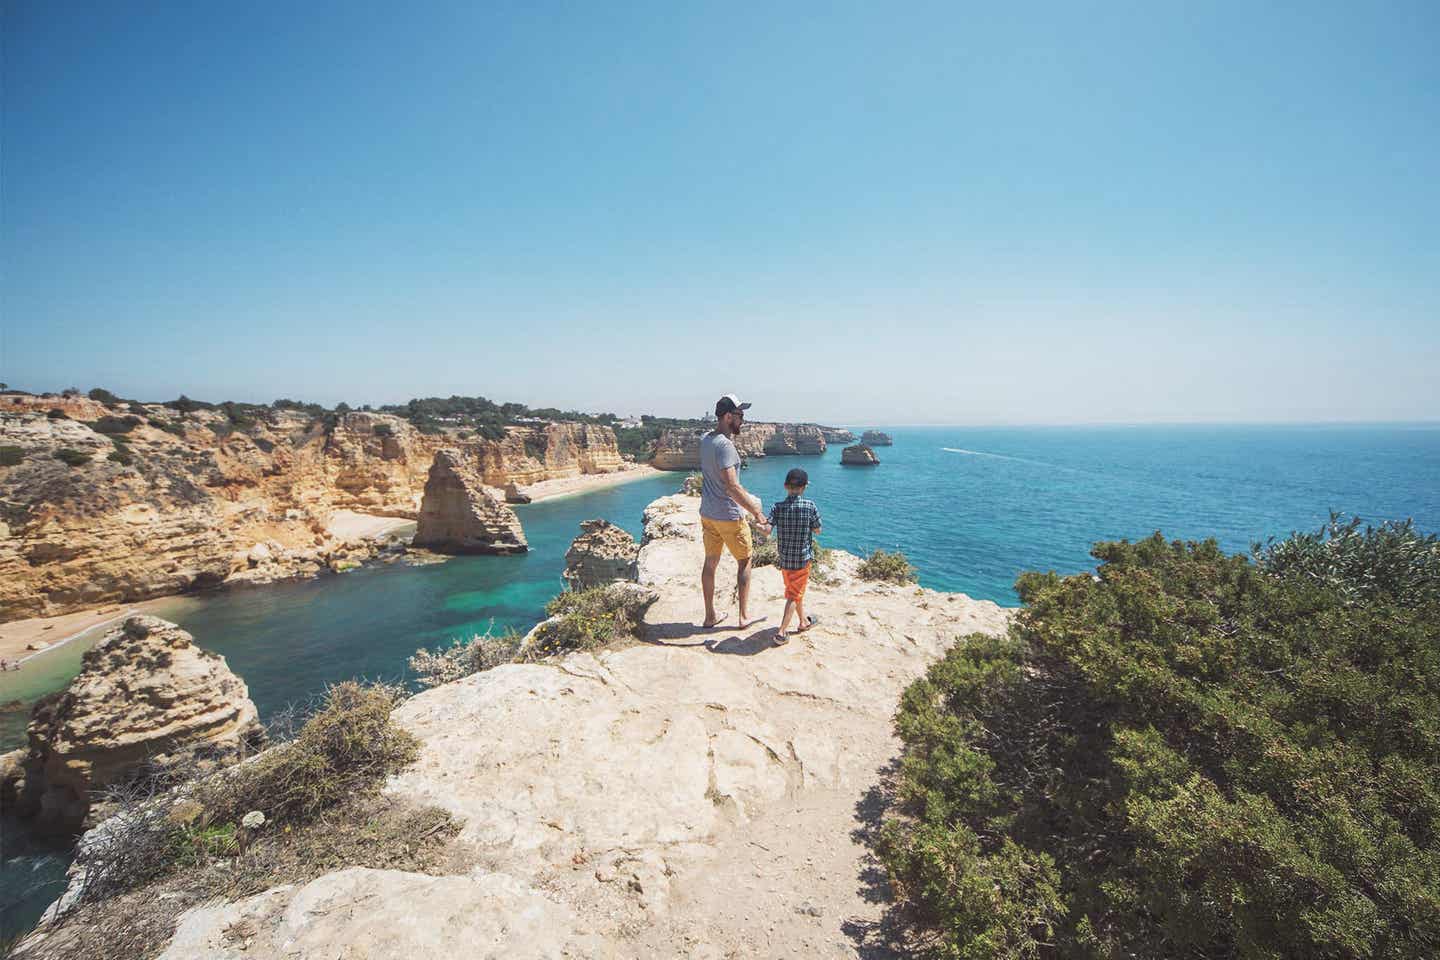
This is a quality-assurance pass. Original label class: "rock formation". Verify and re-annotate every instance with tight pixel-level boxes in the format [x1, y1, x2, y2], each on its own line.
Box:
[503, 482, 532, 504]
[651, 422, 827, 470]
[412, 450, 527, 555]
[841, 443, 880, 466]
[1, 398, 622, 620]
[819, 426, 855, 443]
[562, 519, 640, 589]
[861, 430, 893, 446]
[2, 615, 262, 833]
[27, 495, 1012, 957]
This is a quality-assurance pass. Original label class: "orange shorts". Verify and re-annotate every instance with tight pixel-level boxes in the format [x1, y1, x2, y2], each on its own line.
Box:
[781, 564, 811, 602]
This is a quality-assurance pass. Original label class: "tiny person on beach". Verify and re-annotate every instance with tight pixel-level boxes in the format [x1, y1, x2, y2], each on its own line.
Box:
[768, 467, 822, 645]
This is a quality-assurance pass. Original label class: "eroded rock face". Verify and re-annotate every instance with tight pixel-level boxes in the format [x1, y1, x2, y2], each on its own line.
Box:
[841, 444, 880, 466]
[819, 426, 855, 443]
[1, 401, 616, 620]
[651, 422, 827, 470]
[861, 430, 893, 446]
[562, 519, 640, 589]
[503, 482, 532, 504]
[412, 450, 527, 555]
[4, 615, 262, 833]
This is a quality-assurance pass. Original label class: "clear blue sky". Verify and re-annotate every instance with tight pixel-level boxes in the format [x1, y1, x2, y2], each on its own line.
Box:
[4, 1, 1437, 423]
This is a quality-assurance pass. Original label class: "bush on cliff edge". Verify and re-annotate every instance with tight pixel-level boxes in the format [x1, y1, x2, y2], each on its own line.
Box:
[877, 517, 1440, 959]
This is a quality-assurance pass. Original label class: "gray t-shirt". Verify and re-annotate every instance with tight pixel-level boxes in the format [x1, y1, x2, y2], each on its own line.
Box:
[699, 431, 743, 521]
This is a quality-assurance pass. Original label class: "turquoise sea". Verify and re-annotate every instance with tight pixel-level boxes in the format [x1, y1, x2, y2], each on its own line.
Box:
[3, 423, 1439, 938]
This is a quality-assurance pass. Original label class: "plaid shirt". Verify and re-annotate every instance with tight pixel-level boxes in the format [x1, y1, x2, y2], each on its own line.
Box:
[767, 495, 822, 570]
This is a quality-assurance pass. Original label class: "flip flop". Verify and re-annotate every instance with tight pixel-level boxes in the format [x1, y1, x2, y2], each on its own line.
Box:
[794, 615, 819, 633]
[773, 631, 790, 646]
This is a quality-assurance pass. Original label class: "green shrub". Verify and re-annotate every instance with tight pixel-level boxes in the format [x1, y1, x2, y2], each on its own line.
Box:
[857, 548, 917, 583]
[878, 524, 1440, 959]
[47, 408, 69, 419]
[54, 447, 92, 467]
[0, 445, 22, 466]
[151, 419, 186, 437]
[527, 584, 651, 657]
[408, 622, 524, 688]
[87, 387, 122, 405]
[107, 442, 135, 466]
[372, 422, 394, 438]
[1255, 511, 1440, 606]
[93, 415, 142, 435]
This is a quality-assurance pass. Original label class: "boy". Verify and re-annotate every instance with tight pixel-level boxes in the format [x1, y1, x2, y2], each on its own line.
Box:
[767, 468, 822, 644]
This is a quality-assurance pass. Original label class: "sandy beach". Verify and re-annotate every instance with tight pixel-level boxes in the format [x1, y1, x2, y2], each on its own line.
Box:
[324, 510, 417, 541]
[0, 599, 178, 666]
[516, 464, 667, 503]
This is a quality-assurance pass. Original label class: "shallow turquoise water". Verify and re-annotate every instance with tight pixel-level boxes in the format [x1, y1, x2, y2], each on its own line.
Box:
[3, 423, 1439, 937]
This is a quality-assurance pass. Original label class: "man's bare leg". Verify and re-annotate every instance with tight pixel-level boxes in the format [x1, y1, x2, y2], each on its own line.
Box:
[702, 554, 724, 627]
[737, 558, 766, 628]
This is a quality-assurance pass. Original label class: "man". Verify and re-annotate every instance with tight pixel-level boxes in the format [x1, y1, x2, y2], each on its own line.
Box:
[700, 394, 771, 629]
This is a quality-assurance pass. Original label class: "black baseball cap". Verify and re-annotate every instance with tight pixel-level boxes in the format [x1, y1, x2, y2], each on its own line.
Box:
[784, 468, 809, 486]
[715, 394, 752, 417]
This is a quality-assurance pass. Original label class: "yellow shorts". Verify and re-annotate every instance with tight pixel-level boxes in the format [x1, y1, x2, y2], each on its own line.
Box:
[701, 517, 753, 561]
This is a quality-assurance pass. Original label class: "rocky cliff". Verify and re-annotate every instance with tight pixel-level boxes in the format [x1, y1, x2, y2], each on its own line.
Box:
[97, 494, 1010, 958]
[840, 443, 880, 466]
[651, 422, 827, 470]
[412, 450, 527, 555]
[860, 430, 893, 446]
[0, 397, 621, 621]
[562, 519, 640, 589]
[1, 615, 262, 833]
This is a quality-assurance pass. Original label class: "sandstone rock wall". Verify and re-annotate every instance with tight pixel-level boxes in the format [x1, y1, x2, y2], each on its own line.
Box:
[651, 423, 827, 470]
[3, 615, 262, 833]
[0, 405, 621, 621]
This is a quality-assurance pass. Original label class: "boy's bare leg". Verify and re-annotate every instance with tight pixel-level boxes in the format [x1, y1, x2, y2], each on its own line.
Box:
[701, 554, 723, 626]
[778, 599, 796, 636]
[794, 596, 809, 631]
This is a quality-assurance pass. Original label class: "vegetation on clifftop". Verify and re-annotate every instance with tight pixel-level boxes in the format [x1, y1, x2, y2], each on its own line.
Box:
[877, 516, 1440, 958]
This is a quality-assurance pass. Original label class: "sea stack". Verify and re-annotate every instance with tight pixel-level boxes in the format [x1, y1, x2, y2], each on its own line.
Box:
[841, 444, 881, 466]
[563, 519, 640, 589]
[861, 430, 893, 446]
[2, 615, 264, 833]
[413, 449, 528, 554]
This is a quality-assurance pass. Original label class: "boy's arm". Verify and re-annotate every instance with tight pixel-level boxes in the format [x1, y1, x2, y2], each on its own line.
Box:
[811, 504, 823, 534]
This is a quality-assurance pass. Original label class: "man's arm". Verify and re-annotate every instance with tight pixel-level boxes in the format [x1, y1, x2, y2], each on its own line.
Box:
[721, 466, 766, 523]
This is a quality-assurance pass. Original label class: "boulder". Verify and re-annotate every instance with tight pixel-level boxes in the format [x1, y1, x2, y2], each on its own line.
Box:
[2, 615, 263, 833]
[841, 444, 880, 466]
[412, 449, 527, 555]
[562, 519, 640, 589]
[503, 481, 532, 505]
[860, 430, 893, 446]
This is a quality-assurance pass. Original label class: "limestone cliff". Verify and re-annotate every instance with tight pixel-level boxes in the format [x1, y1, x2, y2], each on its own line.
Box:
[2, 615, 262, 833]
[105, 494, 1010, 958]
[651, 422, 827, 470]
[0, 397, 621, 621]
[412, 450, 527, 555]
[861, 430, 893, 446]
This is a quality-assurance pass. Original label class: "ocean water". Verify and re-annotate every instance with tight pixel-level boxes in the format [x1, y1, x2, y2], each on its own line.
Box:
[3, 423, 1438, 937]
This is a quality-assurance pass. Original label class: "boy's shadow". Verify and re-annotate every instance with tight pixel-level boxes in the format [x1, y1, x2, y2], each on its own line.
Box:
[704, 628, 778, 656]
